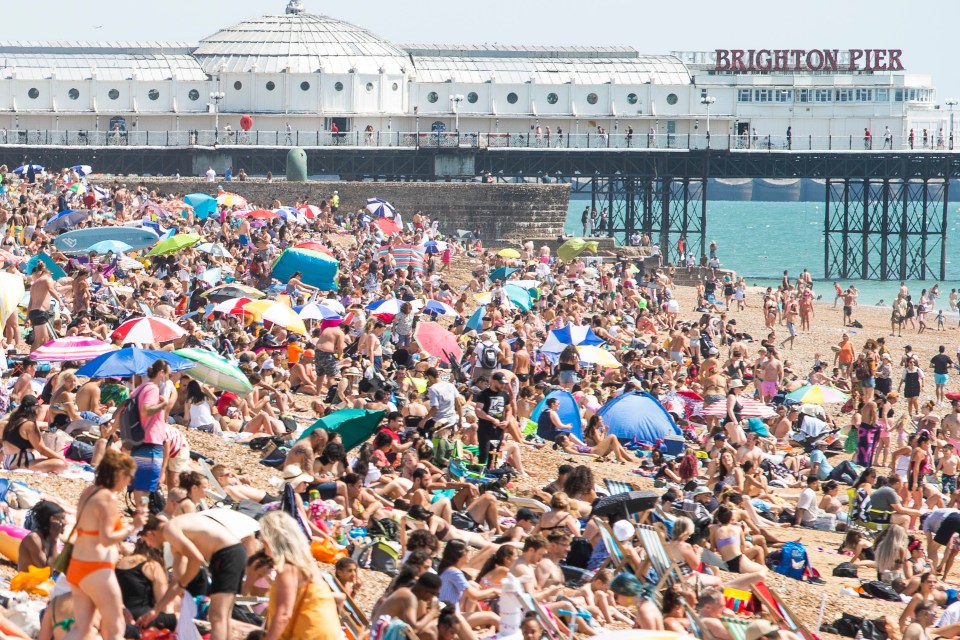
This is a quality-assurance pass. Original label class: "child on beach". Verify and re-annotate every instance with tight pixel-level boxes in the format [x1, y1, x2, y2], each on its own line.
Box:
[937, 310, 945, 331]
[938, 443, 959, 497]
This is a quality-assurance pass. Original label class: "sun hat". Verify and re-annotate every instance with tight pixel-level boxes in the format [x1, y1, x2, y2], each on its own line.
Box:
[728, 379, 745, 389]
[613, 520, 636, 542]
[280, 464, 314, 485]
[692, 486, 713, 498]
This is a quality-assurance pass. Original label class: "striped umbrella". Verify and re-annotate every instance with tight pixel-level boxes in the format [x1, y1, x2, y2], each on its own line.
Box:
[378, 245, 425, 273]
[701, 396, 777, 419]
[540, 323, 605, 354]
[785, 384, 850, 405]
[173, 348, 253, 394]
[31, 337, 116, 362]
[112, 317, 187, 344]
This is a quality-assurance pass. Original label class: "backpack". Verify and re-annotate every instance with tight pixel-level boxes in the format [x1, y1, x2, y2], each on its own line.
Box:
[773, 541, 809, 580]
[860, 580, 901, 601]
[354, 540, 400, 576]
[479, 343, 499, 369]
[116, 386, 146, 448]
[854, 360, 871, 381]
[368, 517, 401, 543]
[833, 562, 859, 578]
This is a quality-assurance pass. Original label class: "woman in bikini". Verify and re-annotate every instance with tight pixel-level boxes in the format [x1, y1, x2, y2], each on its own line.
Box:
[533, 493, 581, 536]
[67, 450, 145, 640]
[708, 505, 767, 575]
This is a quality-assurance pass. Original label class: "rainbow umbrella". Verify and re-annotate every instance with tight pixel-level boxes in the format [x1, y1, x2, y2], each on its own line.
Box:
[785, 384, 850, 405]
[30, 337, 116, 362]
[217, 192, 247, 208]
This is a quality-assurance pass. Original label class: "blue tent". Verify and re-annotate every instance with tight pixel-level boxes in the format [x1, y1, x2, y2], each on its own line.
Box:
[271, 248, 338, 291]
[597, 391, 681, 444]
[530, 389, 582, 440]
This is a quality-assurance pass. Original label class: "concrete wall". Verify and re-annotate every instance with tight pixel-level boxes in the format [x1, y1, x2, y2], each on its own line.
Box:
[94, 178, 571, 244]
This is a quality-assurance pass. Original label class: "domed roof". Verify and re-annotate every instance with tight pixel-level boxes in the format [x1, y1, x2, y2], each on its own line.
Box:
[193, 1, 410, 75]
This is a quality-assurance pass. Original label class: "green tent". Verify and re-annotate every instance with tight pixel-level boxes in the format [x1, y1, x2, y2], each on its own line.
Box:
[299, 409, 386, 452]
[557, 238, 599, 263]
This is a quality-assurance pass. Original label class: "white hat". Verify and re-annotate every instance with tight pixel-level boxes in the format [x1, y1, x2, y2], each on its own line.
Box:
[613, 520, 636, 542]
[260, 359, 276, 371]
[280, 464, 314, 486]
[728, 379, 745, 389]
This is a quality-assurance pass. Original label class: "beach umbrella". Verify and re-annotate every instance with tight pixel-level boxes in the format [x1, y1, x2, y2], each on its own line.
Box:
[374, 218, 401, 235]
[243, 300, 308, 335]
[173, 348, 253, 394]
[183, 193, 217, 219]
[366, 298, 404, 316]
[71, 165, 93, 176]
[91, 186, 111, 201]
[159, 199, 193, 213]
[488, 267, 519, 282]
[202, 284, 265, 303]
[211, 297, 255, 316]
[146, 233, 201, 256]
[299, 409, 386, 453]
[576, 345, 620, 368]
[242, 209, 280, 221]
[597, 391, 681, 444]
[13, 164, 43, 175]
[0, 249, 24, 265]
[294, 241, 333, 256]
[76, 348, 194, 378]
[297, 204, 321, 218]
[271, 248, 339, 291]
[195, 242, 230, 257]
[785, 384, 850, 405]
[216, 192, 247, 208]
[365, 198, 395, 218]
[557, 238, 600, 263]
[421, 300, 458, 318]
[475, 285, 531, 311]
[295, 302, 342, 321]
[87, 240, 132, 254]
[530, 389, 583, 440]
[702, 396, 777, 419]
[274, 208, 308, 225]
[43, 209, 89, 233]
[540, 323, 605, 354]
[414, 322, 462, 364]
[30, 337, 116, 362]
[66, 182, 87, 195]
[0, 273, 24, 322]
[119, 257, 145, 271]
[497, 248, 521, 259]
[112, 317, 187, 344]
[465, 305, 486, 332]
[422, 240, 447, 255]
[318, 299, 346, 315]
[378, 245, 425, 273]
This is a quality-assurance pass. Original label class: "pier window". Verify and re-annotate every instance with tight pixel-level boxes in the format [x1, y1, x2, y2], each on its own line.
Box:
[266, 81, 276, 91]
[334, 82, 344, 92]
[737, 89, 752, 102]
[27, 88, 38, 100]
[467, 92, 478, 103]
[68, 88, 79, 100]
[507, 92, 519, 104]
[855, 89, 872, 102]
[427, 92, 439, 103]
[835, 89, 853, 102]
[109, 89, 120, 100]
[148, 89, 160, 101]
[188, 89, 199, 101]
[627, 93, 638, 105]
[546, 92, 559, 104]
[392, 83, 399, 91]
[753, 89, 772, 102]
[666, 93, 678, 105]
[814, 89, 833, 102]
[895, 89, 903, 102]
[300, 82, 311, 91]
[876, 89, 889, 102]
[796, 89, 811, 103]
[233, 81, 242, 91]
[587, 93, 599, 104]
[775, 89, 793, 103]
[365, 82, 374, 92]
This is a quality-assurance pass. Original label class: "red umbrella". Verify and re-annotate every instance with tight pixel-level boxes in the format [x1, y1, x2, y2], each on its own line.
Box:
[111, 317, 187, 344]
[297, 205, 320, 218]
[414, 322, 462, 365]
[242, 209, 279, 220]
[701, 395, 776, 419]
[375, 218, 401, 235]
[295, 241, 333, 256]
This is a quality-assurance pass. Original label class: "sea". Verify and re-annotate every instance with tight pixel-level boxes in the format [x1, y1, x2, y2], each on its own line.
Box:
[563, 199, 960, 309]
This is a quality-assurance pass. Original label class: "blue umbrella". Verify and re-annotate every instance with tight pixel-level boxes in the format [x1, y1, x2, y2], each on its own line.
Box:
[541, 323, 605, 353]
[365, 198, 395, 218]
[183, 193, 218, 219]
[77, 348, 194, 379]
[489, 267, 519, 282]
[71, 165, 93, 176]
[422, 300, 458, 318]
[13, 164, 43, 175]
[44, 209, 90, 233]
[88, 240, 133, 254]
[465, 305, 486, 332]
[423, 240, 439, 255]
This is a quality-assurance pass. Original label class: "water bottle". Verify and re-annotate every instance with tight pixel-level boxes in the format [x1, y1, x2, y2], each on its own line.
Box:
[498, 576, 523, 638]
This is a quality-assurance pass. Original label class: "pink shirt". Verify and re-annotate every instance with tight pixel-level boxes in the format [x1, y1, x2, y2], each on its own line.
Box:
[135, 382, 167, 445]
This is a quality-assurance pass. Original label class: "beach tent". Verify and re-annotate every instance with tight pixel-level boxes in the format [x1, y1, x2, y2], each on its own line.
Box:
[378, 245, 425, 273]
[270, 248, 338, 291]
[597, 391, 681, 444]
[530, 389, 582, 440]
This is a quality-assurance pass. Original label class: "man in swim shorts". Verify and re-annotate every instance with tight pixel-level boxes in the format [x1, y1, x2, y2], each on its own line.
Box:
[315, 322, 346, 393]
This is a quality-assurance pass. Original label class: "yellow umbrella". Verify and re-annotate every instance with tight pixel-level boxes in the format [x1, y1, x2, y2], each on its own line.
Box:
[243, 300, 307, 335]
[576, 345, 621, 368]
[217, 192, 247, 208]
[0, 272, 25, 322]
[497, 248, 521, 259]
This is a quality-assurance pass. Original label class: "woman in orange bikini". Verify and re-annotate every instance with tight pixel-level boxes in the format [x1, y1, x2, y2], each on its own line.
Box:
[66, 450, 145, 640]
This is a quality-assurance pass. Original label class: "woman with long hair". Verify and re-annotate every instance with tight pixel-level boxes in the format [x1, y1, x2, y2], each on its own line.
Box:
[557, 344, 580, 390]
[260, 511, 342, 640]
[2, 395, 67, 472]
[66, 449, 144, 640]
[173, 471, 209, 515]
[875, 524, 920, 594]
[437, 540, 500, 625]
[115, 538, 177, 630]
[707, 505, 767, 575]
[184, 380, 219, 433]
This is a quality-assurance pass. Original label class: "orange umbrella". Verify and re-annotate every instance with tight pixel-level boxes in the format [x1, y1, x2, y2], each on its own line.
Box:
[375, 218, 401, 235]
[414, 322, 462, 364]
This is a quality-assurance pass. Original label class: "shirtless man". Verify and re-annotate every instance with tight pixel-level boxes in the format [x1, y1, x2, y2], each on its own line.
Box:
[315, 323, 346, 393]
[781, 297, 799, 351]
[28, 262, 67, 348]
[510, 534, 563, 601]
[237, 217, 252, 251]
[759, 349, 784, 403]
[288, 349, 318, 395]
[371, 573, 443, 640]
[75, 377, 103, 415]
[512, 339, 531, 386]
[737, 432, 766, 468]
[139, 513, 248, 640]
[943, 401, 960, 447]
[211, 465, 278, 505]
[537, 530, 571, 591]
[843, 289, 856, 326]
[10, 358, 36, 402]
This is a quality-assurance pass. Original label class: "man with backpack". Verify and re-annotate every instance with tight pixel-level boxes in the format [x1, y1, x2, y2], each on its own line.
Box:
[126, 360, 176, 507]
[472, 331, 501, 382]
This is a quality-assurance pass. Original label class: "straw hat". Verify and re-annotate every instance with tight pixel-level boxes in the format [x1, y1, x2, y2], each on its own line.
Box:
[280, 465, 314, 485]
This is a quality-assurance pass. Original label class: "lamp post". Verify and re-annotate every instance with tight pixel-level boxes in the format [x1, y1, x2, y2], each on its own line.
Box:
[450, 94, 464, 135]
[700, 95, 716, 147]
[210, 91, 225, 144]
[947, 98, 958, 150]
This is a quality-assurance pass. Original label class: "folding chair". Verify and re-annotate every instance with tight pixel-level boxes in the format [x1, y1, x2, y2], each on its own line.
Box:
[321, 572, 368, 640]
[595, 519, 644, 575]
[604, 478, 636, 496]
[518, 590, 569, 640]
[197, 461, 229, 502]
[635, 523, 686, 593]
[685, 602, 717, 640]
[751, 582, 816, 640]
[505, 494, 549, 513]
[722, 616, 752, 640]
[847, 488, 891, 534]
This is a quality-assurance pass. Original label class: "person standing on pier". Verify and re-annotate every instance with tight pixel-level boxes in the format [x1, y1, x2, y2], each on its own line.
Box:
[884, 126, 893, 149]
[864, 128, 872, 150]
[786, 126, 792, 150]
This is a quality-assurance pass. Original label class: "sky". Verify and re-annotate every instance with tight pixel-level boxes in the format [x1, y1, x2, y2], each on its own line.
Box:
[3, 0, 960, 100]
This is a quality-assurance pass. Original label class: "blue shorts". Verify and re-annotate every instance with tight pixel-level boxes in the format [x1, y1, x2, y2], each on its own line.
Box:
[558, 370, 579, 384]
[131, 443, 163, 492]
[936, 373, 949, 386]
[860, 376, 876, 389]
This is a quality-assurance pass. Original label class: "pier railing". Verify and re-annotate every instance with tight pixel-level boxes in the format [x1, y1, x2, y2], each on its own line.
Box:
[0, 129, 952, 152]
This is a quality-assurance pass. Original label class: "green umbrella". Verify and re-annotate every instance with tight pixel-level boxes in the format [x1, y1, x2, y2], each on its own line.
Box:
[557, 237, 599, 263]
[147, 233, 202, 256]
[172, 347, 253, 394]
[299, 409, 386, 452]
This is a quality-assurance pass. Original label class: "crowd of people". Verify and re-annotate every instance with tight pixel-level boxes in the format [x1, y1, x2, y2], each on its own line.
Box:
[0, 163, 957, 640]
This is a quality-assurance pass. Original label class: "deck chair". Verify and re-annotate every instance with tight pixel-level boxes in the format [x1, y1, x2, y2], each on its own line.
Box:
[447, 458, 498, 484]
[518, 590, 569, 640]
[635, 523, 685, 593]
[321, 572, 368, 640]
[604, 478, 636, 496]
[197, 460, 229, 502]
[847, 488, 892, 534]
[722, 616, 752, 640]
[595, 519, 644, 575]
[751, 582, 816, 640]
[685, 602, 717, 640]
[505, 494, 549, 513]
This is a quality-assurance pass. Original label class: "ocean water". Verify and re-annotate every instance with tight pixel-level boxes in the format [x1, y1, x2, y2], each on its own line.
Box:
[564, 199, 960, 307]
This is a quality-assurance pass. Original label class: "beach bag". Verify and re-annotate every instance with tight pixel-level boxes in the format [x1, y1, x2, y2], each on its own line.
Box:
[773, 541, 809, 580]
[860, 580, 901, 601]
[51, 488, 103, 576]
[311, 537, 348, 564]
[355, 540, 400, 576]
[833, 562, 859, 578]
[479, 343, 499, 369]
[117, 387, 145, 448]
[844, 426, 858, 454]
[7, 482, 41, 510]
[451, 511, 480, 532]
[368, 517, 401, 543]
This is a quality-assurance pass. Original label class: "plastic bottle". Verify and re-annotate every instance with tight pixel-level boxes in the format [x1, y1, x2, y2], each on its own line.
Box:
[498, 576, 523, 638]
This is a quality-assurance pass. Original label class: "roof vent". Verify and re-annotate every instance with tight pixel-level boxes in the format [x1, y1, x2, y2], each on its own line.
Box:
[286, 0, 305, 14]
